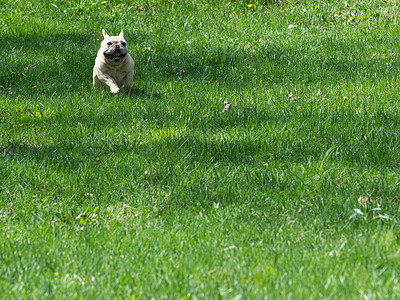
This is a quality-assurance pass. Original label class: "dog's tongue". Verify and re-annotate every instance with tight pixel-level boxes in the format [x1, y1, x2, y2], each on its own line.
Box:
[112, 52, 121, 57]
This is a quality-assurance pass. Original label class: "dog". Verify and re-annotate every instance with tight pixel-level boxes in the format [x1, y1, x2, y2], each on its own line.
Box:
[93, 29, 135, 94]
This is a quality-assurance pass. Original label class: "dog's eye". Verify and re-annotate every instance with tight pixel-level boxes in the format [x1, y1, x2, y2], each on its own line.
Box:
[107, 42, 112, 46]
[121, 42, 126, 46]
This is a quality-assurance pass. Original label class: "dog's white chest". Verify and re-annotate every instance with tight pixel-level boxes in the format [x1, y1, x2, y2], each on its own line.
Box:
[104, 67, 128, 86]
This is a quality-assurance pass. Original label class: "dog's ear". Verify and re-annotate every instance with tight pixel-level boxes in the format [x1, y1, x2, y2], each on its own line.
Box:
[102, 29, 109, 39]
[119, 30, 124, 38]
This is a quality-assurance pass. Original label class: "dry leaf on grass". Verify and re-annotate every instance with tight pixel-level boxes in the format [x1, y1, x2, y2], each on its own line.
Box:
[357, 196, 382, 218]
[357, 196, 372, 207]
[221, 101, 232, 113]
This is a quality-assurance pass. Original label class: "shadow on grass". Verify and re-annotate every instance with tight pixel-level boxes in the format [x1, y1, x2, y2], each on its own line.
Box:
[1, 29, 398, 98]
[129, 86, 163, 99]
[0, 32, 96, 95]
[2, 108, 400, 171]
[136, 35, 399, 94]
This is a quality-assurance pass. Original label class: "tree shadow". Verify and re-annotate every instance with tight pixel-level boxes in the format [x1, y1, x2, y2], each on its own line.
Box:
[2, 99, 400, 171]
[1, 28, 398, 98]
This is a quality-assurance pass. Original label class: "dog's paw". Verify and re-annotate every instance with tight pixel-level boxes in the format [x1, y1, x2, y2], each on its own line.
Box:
[110, 86, 120, 94]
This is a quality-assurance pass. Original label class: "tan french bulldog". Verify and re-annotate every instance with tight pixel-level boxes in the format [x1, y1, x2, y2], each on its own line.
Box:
[93, 29, 135, 94]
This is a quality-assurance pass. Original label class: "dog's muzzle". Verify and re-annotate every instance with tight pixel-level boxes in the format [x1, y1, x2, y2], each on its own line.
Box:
[104, 48, 127, 62]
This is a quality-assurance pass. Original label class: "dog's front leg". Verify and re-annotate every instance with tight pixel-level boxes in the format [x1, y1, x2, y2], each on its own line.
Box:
[93, 74, 103, 90]
[98, 72, 120, 94]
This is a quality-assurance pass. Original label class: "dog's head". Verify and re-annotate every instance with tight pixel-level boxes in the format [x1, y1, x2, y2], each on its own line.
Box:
[100, 29, 128, 62]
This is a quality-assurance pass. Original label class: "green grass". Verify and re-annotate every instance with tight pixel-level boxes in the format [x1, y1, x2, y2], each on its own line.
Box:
[1, 0, 400, 298]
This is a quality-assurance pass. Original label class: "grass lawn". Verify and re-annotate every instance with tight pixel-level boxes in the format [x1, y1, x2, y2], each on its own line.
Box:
[1, 0, 400, 298]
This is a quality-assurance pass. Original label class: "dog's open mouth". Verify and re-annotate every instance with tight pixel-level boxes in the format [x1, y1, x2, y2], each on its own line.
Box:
[104, 51, 126, 62]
